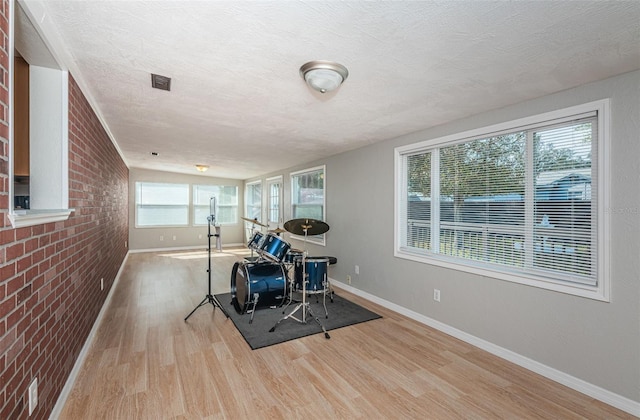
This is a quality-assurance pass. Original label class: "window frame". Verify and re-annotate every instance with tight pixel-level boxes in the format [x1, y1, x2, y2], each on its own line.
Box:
[290, 165, 326, 246]
[394, 100, 610, 301]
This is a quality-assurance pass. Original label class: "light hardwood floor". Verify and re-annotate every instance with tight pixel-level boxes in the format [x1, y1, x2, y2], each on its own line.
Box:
[58, 248, 632, 419]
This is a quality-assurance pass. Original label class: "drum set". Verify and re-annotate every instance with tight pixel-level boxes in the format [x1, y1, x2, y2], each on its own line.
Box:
[230, 217, 334, 338]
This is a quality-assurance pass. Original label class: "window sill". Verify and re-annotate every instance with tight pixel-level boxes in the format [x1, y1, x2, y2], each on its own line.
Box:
[8, 209, 74, 228]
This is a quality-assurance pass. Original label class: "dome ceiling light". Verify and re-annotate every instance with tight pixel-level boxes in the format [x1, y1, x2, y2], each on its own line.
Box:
[299, 60, 349, 94]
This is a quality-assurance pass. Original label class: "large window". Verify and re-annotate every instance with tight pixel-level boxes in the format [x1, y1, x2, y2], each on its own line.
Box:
[245, 181, 262, 221]
[291, 166, 326, 244]
[396, 100, 609, 301]
[135, 182, 189, 227]
[193, 185, 238, 225]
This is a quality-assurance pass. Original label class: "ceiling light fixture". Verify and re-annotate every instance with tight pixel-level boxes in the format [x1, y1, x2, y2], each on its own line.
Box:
[195, 164, 209, 172]
[299, 60, 348, 94]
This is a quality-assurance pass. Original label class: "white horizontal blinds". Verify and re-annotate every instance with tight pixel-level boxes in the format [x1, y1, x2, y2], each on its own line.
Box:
[291, 169, 324, 220]
[136, 182, 189, 226]
[532, 117, 596, 284]
[406, 152, 431, 251]
[245, 182, 261, 220]
[397, 102, 605, 295]
[193, 184, 212, 225]
[438, 133, 526, 268]
[218, 186, 239, 223]
[193, 185, 238, 225]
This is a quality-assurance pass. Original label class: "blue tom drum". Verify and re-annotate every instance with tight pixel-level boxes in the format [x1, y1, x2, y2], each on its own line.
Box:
[260, 233, 291, 262]
[295, 257, 330, 293]
[284, 249, 303, 264]
[247, 231, 264, 250]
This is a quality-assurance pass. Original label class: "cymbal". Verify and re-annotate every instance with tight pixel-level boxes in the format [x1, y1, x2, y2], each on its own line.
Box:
[283, 218, 330, 236]
[269, 227, 286, 234]
[241, 216, 267, 227]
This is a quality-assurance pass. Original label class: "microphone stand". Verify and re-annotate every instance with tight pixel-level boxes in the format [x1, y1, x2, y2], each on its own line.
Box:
[184, 201, 228, 321]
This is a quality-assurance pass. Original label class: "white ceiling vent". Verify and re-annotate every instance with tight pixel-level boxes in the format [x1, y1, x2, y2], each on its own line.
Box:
[151, 73, 171, 91]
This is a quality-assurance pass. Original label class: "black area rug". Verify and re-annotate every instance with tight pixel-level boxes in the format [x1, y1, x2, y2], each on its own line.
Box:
[215, 292, 382, 350]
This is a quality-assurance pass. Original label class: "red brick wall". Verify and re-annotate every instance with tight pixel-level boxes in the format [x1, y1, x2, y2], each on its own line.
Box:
[0, 1, 129, 417]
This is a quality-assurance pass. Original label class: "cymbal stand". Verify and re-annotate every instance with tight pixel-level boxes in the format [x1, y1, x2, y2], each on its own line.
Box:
[269, 225, 330, 339]
[185, 213, 229, 321]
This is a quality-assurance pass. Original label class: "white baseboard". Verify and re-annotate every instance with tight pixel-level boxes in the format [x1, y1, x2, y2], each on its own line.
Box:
[49, 252, 130, 420]
[330, 279, 640, 418]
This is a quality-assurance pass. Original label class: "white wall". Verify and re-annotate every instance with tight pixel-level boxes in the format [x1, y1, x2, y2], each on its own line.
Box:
[128, 168, 245, 250]
[247, 71, 640, 406]
[29, 65, 68, 209]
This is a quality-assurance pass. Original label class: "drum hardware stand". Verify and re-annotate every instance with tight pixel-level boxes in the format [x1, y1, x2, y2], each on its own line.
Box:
[185, 205, 229, 321]
[270, 219, 331, 339]
[280, 264, 299, 313]
[247, 293, 259, 324]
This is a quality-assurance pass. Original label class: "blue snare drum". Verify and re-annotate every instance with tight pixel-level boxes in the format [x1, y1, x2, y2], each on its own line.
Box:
[295, 257, 330, 292]
[260, 233, 291, 262]
[231, 261, 287, 314]
[247, 231, 264, 250]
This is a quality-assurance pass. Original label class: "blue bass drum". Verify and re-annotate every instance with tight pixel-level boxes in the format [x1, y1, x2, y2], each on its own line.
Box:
[295, 257, 330, 292]
[231, 261, 287, 314]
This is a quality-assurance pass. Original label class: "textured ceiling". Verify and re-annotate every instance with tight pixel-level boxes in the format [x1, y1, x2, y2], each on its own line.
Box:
[22, 1, 640, 179]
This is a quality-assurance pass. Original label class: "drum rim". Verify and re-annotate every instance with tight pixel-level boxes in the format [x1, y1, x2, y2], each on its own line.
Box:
[303, 257, 331, 262]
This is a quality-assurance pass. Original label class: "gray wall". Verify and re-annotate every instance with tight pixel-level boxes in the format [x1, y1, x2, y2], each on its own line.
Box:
[248, 71, 640, 403]
[129, 168, 245, 250]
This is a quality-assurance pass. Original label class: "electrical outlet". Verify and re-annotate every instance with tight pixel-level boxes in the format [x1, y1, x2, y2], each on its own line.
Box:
[100, 278, 104, 291]
[172, 235, 177, 241]
[28, 377, 37, 415]
[198, 234, 203, 239]
[355, 265, 360, 275]
[433, 289, 441, 302]
[159, 235, 164, 241]
[347, 275, 351, 285]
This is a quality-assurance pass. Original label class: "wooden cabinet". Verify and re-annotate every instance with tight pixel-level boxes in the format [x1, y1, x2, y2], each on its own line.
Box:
[14, 56, 29, 177]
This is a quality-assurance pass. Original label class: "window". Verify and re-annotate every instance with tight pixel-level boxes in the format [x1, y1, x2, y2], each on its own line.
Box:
[291, 166, 326, 245]
[135, 182, 189, 227]
[267, 176, 283, 226]
[245, 181, 262, 221]
[396, 100, 609, 301]
[193, 185, 238, 225]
